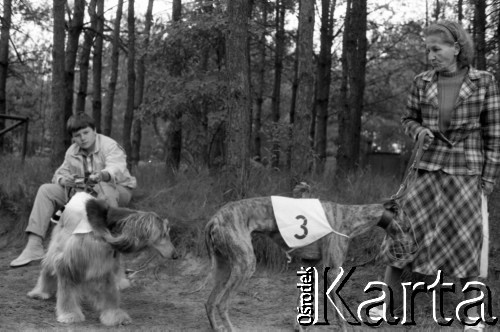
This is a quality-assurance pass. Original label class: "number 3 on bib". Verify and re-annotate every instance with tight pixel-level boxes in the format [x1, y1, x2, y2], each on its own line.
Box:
[294, 215, 308, 239]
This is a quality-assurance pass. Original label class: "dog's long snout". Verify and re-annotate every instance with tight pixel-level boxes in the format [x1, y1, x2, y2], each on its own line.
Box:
[378, 209, 411, 240]
[153, 238, 178, 259]
[377, 210, 394, 230]
[377, 210, 406, 239]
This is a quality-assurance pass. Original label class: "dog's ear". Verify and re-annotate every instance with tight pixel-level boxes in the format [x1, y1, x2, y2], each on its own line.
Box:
[85, 199, 110, 233]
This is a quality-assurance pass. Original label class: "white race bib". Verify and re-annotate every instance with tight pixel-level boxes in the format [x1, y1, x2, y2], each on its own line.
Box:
[61, 192, 94, 234]
[271, 196, 333, 248]
[72, 218, 93, 234]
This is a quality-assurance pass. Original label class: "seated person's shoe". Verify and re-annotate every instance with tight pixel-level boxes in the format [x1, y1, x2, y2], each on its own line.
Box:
[10, 247, 45, 268]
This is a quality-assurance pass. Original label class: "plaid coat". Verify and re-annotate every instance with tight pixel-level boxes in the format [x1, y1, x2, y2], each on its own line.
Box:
[402, 67, 500, 184]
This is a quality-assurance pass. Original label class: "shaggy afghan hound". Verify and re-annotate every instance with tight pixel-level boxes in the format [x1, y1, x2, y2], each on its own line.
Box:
[27, 192, 177, 326]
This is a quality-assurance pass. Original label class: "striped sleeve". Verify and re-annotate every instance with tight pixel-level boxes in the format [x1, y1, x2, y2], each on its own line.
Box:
[402, 76, 426, 141]
[481, 73, 500, 184]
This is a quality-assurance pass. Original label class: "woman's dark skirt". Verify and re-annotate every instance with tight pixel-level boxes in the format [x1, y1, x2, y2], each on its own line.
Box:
[381, 170, 482, 278]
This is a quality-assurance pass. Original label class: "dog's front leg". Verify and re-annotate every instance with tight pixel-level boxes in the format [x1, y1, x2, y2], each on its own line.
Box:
[27, 264, 57, 300]
[56, 276, 85, 324]
[293, 258, 320, 332]
[92, 274, 131, 326]
[294, 277, 308, 332]
[321, 236, 349, 332]
[324, 267, 349, 332]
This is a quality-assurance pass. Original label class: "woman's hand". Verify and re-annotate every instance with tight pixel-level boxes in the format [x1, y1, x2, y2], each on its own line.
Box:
[418, 128, 435, 150]
[482, 181, 494, 196]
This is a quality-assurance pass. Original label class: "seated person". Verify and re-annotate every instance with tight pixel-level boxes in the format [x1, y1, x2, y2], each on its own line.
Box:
[10, 113, 137, 267]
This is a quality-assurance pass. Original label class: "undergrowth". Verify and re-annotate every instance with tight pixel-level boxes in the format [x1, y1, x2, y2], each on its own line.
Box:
[0, 155, 402, 270]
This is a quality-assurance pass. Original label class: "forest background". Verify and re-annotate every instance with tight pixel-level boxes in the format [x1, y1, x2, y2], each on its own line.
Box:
[4, 0, 493, 188]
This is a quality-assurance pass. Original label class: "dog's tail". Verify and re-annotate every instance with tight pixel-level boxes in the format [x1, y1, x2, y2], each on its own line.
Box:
[179, 216, 220, 295]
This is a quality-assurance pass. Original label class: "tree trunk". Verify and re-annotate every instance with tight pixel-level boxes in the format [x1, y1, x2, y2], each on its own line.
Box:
[314, 0, 336, 174]
[225, 0, 251, 199]
[64, 0, 85, 147]
[458, 0, 463, 22]
[123, 0, 136, 170]
[131, 0, 155, 167]
[165, 0, 182, 172]
[336, 0, 367, 175]
[103, 0, 123, 136]
[286, 33, 299, 171]
[474, 0, 487, 70]
[0, 0, 12, 152]
[433, 0, 441, 21]
[253, 0, 268, 162]
[75, 0, 97, 116]
[92, 0, 104, 131]
[246, 2, 254, 154]
[270, 0, 285, 168]
[172, 0, 181, 21]
[51, 0, 67, 167]
[290, 0, 315, 177]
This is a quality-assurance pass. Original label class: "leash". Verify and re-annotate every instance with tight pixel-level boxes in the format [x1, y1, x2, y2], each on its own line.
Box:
[382, 132, 427, 263]
[390, 131, 426, 201]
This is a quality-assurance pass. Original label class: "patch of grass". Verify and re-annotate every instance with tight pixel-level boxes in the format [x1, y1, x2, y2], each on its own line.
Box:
[0, 155, 54, 246]
[315, 166, 402, 204]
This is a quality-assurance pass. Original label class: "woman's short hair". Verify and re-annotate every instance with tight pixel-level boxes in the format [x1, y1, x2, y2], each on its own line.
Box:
[423, 20, 474, 68]
[66, 113, 96, 135]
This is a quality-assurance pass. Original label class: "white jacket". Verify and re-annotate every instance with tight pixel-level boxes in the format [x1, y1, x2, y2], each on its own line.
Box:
[52, 134, 137, 189]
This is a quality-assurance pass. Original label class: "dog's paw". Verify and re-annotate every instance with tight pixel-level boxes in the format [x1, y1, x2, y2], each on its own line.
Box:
[27, 289, 52, 300]
[100, 309, 132, 326]
[117, 277, 131, 291]
[57, 312, 85, 324]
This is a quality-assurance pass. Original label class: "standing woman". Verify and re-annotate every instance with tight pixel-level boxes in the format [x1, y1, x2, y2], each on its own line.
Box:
[376, 20, 500, 331]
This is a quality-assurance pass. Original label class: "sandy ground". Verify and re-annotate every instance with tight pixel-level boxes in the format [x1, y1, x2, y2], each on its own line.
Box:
[4, 242, 500, 332]
[3, 189, 500, 331]
[0, 246, 345, 332]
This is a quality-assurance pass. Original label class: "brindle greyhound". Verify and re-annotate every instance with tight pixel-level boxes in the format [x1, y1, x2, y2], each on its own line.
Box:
[202, 194, 401, 332]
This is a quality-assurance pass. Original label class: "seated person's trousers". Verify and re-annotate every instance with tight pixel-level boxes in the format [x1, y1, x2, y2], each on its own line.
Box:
[26, 182, 132, 239]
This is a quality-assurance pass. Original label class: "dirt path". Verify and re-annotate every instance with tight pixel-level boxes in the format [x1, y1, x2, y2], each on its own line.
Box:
[3, 190, 500, 332]
[4, 242, 500, 332]
[0, 247, 327, 332]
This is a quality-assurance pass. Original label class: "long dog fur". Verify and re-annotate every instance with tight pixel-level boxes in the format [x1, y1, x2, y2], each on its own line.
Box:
[27, 192, 177, 326]
[202, 196, 402, 331]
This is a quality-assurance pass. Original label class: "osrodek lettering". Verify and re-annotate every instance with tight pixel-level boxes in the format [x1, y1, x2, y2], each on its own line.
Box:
[296, 266, 317, 325]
